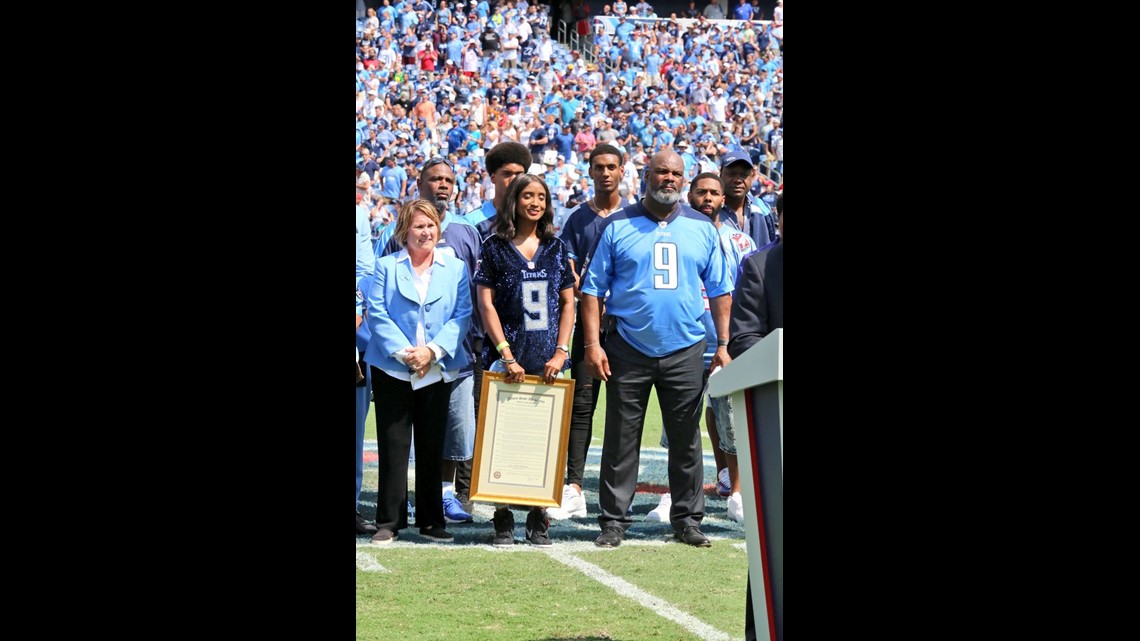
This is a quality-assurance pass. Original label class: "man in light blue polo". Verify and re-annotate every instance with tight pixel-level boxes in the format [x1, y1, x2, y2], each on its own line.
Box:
[580, 150, 733, 549]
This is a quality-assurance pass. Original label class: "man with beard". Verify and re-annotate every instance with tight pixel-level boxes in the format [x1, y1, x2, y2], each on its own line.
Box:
[376, 156, 482, 525]
[579, 151, 733, 549]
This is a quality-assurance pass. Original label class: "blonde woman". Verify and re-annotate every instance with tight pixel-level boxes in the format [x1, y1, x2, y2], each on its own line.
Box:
[364, 199, 473, 545]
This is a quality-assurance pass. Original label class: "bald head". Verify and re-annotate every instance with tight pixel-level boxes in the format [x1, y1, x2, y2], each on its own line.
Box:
[645, 151, 686, 209]
[650, 150, 683, 172]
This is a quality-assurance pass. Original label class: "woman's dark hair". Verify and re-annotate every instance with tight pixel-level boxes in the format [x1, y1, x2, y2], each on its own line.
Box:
[494, 174, 555, 241]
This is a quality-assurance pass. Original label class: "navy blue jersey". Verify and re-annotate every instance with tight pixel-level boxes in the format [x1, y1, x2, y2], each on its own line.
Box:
[557, 198, 634, 272]
[581, 202, 732, 357]
[473, 235, 575, 374]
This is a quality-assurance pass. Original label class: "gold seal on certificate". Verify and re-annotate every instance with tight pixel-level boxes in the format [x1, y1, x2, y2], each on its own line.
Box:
[469, 372, 575, 507]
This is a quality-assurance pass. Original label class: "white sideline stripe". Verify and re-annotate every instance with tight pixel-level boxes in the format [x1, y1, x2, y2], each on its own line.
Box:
[545, 547, 742, 641]
[355, 550, 389, 572]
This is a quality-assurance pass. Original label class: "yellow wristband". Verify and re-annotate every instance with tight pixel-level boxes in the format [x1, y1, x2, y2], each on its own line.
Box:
[495, 341, 510, 353]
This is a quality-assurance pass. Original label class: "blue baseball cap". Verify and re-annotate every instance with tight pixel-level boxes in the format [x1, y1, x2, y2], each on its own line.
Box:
[721, 149, 753, 169]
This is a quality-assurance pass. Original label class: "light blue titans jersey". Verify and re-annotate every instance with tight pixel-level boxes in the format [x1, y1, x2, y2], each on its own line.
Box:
[464, 199, 498, 230]
[581, 202, 732, 357]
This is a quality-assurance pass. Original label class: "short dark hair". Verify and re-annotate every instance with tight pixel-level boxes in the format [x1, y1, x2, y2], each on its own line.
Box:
[494, 174, 556, 241]
[588, 144, 625, 166]
[691, 172, 724, 191]
[485, 142, 532, 175]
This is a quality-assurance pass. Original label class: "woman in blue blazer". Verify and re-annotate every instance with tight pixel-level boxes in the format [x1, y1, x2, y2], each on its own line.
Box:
[364, 199, 473, 544]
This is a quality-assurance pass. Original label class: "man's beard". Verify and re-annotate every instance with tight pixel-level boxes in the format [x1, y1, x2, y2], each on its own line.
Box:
[647, 185, 681, 205]
[432, 198, 450, 217]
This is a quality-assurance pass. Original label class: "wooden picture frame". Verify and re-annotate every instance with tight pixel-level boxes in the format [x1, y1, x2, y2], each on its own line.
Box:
[470, 371, 575, 507]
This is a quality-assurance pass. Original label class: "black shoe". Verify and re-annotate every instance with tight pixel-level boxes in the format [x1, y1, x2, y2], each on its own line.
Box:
[357, 511, 378, 536]
[492, 508, 515, 547]
[595, 526, 625, 548]
[418, 526, 454, 542]
[674, 526, 711, 547]
[371, 528, 397, 545]
[525, 508, 553, 547]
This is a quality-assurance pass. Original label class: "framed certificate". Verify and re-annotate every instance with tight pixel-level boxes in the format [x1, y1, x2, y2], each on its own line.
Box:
[470, 371, 575, 507]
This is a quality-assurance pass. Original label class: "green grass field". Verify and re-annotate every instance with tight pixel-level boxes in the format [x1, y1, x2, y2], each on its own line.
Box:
[359, 374, 740, 641]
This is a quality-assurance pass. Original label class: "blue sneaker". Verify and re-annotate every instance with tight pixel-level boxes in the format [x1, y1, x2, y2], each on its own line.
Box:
[717, 468, 731, 498]
[443, 492, 474, 523]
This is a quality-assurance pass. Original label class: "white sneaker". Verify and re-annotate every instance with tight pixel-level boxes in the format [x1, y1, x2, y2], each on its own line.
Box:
[645, 493, 672, 522]
[727, 492, 744, 523]
[547, 485, 588, 520]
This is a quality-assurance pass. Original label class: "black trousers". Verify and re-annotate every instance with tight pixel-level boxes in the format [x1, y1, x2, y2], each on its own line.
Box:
[597, 334, 706, 532]
[371, 368, 453, 532]
[566, 315, 605, 487]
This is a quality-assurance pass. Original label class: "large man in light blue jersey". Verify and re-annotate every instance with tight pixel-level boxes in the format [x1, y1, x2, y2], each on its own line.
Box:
[580, 150, 734, 549]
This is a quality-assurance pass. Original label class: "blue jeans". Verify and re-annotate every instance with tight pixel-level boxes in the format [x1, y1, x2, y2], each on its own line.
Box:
[356, 363, 371, 511]
[708, 394, 737, 455]
[442, 374, 475, 461]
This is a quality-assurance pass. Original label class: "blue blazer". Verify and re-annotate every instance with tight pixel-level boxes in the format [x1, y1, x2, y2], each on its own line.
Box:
[363, 249, 472, 377]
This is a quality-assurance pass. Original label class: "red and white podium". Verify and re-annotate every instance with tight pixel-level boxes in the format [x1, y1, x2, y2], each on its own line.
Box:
[709, 328, 782, 641]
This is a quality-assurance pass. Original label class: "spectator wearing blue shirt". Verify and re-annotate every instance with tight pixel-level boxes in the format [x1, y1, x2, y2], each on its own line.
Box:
[615, 15, 636, 40]
[580, 151, 732, 549]
[380, 156, 409, 203]
[645, 51, 663, 84]
[733, 0, 753, 20]
[553, 123, 575, 161]
[446, 118, 469, 154]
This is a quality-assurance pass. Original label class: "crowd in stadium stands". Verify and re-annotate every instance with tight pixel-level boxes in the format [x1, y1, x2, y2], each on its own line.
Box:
[356, 0, 783, 547]
[356, 0, 781, 239]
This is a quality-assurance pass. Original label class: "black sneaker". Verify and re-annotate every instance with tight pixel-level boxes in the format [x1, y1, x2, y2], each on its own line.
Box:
[492, 508, 515, 547]
[457, 494, 474, 515]
[674, 526, 712, 547]
[419, 526, 454, 542]
[357, 511, 378, 536]
[595, 526, 625, 548]
[525, 508, 553, 547]
[371, 528, 398, 545]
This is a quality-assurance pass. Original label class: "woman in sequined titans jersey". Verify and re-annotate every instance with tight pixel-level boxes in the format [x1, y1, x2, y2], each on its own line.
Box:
[472, 174, 575, 548]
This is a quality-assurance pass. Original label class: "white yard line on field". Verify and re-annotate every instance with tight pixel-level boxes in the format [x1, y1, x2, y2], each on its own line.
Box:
[545, 546, 743, 641]
[355, 550, 389, 572]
